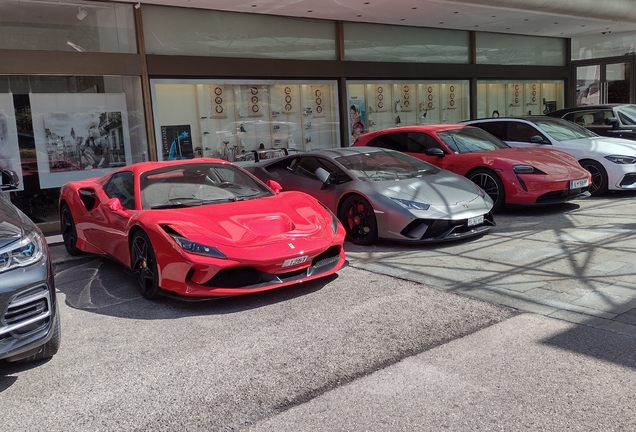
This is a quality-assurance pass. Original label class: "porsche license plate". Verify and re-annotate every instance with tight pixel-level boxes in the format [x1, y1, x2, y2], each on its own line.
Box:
[467, 215, 484, 227]
[570, 178, 589, 189]
[282, 255, 309, 267]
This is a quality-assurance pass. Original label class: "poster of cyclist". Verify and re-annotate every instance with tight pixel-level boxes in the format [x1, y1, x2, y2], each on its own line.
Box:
[30, 93, 131, 189]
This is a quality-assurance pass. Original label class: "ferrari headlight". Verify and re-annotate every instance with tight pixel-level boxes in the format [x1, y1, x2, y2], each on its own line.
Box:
[170, 235, 227, 259]
[604, 155, 636, 164]
[318, 201, 339, 233]
[513, 165, 545, 174]
[0, 232, 45, 273]
[391, 198, 430, 211]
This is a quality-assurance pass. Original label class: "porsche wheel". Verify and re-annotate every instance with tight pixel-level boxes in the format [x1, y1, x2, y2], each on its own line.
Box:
[131, 231, 161, 300]
[60, 204, 82, 256]
[339, 195, 378, 246]
[468, 169, 505, 212]
[580, 159, 608, 196]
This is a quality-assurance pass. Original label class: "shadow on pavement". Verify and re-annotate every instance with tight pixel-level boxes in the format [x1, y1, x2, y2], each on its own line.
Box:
[53, 257, 338, 320]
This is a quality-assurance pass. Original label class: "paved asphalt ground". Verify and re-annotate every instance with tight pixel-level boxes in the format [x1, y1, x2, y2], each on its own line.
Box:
[1, 193, 636, 431]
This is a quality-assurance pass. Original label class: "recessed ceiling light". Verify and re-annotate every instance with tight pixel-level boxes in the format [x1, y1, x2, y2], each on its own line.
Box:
[581, 25, 585, 27]
[308, 10, 312, 12]
[454, 11, 459, 14]
[474, 25, 479, 27]
[400, 18, 405, 21]
[364, 2, 369, 4]
[492, 15, 496, 18]
[554, 22, 558, 24]
[412, 7, 417, 9]
[439, 21, 444, 24]
[358, 14, 362, 17]
[506, 27, 510, 30]
[252, 4, 256, 6]
[524, 19, 529, 21]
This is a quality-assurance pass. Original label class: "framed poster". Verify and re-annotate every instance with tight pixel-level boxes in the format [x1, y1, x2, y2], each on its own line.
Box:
[349, 96, 366, 144]
[0, 93, 24, 191]
[160, 125, 193, 160]
[30, 93, 131, 189]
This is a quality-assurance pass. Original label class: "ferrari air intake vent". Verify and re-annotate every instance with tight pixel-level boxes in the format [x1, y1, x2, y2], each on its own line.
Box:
[311, 246, 341, 269]
[0, 286, 51, 341]
[206, 267, 262, 288]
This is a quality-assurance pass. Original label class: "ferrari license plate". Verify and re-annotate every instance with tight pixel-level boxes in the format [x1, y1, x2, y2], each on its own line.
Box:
[468, 215, 484, 227]
[282, 255, 309, 267]
[570, 178, 589, 189]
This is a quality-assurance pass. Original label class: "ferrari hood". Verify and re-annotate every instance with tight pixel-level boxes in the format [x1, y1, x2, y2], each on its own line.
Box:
[559, 137, 636, 156]
[156, 192, 331, 248]
[379, 170, 486, 206]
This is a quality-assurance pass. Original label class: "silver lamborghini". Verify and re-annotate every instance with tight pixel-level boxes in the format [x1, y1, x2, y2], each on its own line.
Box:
[244, 147, 495, 245]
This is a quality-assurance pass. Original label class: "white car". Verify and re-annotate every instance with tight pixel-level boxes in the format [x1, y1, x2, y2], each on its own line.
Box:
[462, 116, 636, 196]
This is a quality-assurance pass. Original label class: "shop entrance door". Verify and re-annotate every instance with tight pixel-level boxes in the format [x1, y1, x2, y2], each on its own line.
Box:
[576, 61, 632, 106]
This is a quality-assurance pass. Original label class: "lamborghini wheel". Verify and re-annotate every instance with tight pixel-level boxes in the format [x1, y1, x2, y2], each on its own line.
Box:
[339, 195, 378, 246]
[131, 231, 161, 300]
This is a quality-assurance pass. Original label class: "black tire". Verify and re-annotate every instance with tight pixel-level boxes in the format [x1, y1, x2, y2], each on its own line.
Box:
[131, 231, 161, 300]
[579, 159, 608, 196]
[60, 204, 82, 256]
[468, 169, 505, 212]
[17, 302, 61, 363]
[338, 195, 378, 246]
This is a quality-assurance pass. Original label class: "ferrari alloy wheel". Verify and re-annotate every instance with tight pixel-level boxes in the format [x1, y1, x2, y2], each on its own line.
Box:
[339, 195, 378, 246]
[60, 204, 82, 255]
[468, 169, 505, 212]
[131, 231, 161, 300]
[580, 159, 608, 196]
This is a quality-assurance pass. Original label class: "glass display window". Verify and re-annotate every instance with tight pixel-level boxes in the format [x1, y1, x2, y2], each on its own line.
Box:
[347, 81, 469, 145]
[0, 75, 148, 233]
[476, 81, 564, 119]
[150, 79, 340, 161]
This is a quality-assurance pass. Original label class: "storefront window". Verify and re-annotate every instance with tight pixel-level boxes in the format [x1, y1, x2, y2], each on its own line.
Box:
[150, 79, 340, 161]
[0, 0, 136, 53]
[572, 32, 636, 60]
[0, 76, 148, 233]
[476, 33, 566, 66]
[476, 80, 564, 118]
[347, 81, 470, 145]
[142, 6, 336, 60]
[344, 23, 469, 63]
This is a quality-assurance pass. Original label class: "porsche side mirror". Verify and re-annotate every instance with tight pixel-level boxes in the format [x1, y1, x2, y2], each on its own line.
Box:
[530, 135, 547, 144]
[605, 117, 619, 128]
[426, 148, 445, 157]
[267, 179, 283, 194]
[1, 169, 19, 191]
[315, 167, 332, 184]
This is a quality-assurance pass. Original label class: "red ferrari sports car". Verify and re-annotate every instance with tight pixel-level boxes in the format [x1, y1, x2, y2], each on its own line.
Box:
[58, 158, 346, 300]
[353, 125, 592, 211]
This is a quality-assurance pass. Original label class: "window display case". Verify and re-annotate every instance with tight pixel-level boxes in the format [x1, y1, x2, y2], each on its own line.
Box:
[347, 81, 469, 145]
[151, 80, 340, 161]
[476, 81, 564, 118]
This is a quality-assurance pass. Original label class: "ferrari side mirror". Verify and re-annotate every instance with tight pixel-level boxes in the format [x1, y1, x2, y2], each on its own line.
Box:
[267, 179, 283, 194]
[106, 197, 124, 212]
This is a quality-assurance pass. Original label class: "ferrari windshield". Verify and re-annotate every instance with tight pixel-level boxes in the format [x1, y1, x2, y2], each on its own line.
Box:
[437, 127, 510, 153]
[335, 149, 440, 181]
[533, 118, 597, 141]
[141, 163, 272, 210]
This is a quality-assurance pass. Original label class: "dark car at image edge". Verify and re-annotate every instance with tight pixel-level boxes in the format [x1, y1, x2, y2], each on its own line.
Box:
[0, 169, 61, 363]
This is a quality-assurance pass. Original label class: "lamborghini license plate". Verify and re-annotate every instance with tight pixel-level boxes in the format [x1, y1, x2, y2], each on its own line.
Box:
[467, 215, 484, 227]
[282, 255, 309, 267]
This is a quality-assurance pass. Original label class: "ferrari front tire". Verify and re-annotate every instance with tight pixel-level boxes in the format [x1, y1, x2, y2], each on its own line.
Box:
[468, 169, 505, 212]
[131, 231, 161, 300]
[60, 204, 82, 256]
[339, 195, 378, 246]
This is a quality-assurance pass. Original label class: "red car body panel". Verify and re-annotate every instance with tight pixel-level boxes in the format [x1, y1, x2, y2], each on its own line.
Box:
[59, 158, 346, 298]
[354, 125, 592, 206]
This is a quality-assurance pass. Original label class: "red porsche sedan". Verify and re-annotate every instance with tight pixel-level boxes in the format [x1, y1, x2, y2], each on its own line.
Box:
[58, 159, 346, 300]
[353, 125, 592, 211]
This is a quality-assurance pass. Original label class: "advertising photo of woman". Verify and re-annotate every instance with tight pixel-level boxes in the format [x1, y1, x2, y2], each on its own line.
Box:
[350, 103, 366, 145]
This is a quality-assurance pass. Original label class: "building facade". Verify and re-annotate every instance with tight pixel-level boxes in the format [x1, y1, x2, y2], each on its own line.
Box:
[1, 0, 635, 232]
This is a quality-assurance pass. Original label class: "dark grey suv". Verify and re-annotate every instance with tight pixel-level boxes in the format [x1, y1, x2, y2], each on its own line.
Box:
[0, 169, 60, 363]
